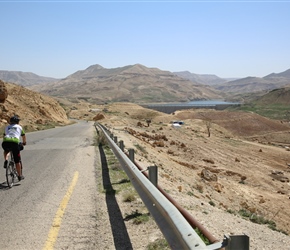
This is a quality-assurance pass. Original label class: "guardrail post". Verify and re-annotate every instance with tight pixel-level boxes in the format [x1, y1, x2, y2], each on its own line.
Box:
[148, 165, 158, 187]
[128, 148, 134, 162]
[114, 136, 118, 143]
[119, 140, 124, 151]
[225, 234, 249, 250]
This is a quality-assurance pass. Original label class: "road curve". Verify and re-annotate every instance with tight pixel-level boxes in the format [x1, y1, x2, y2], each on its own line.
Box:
[0, 121, 100, 250]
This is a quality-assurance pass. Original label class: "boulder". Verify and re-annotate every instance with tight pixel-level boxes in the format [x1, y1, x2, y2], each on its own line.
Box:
[201, 169, 218, 182]
[93, 113, 105, 121]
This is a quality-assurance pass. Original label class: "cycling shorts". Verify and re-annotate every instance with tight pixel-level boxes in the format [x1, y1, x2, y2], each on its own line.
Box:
[2, 141, 22, 164]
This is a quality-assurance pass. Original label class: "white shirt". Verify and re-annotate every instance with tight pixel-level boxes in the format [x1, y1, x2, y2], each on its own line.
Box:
[3, 124, 25, 143]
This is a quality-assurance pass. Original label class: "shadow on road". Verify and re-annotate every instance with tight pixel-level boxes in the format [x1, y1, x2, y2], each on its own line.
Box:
[99, 145, 133, 250]
[0, 182, 8, 190]
[0, 182, 21, 190]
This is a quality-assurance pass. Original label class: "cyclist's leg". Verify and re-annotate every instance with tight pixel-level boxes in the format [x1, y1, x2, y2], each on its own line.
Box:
[18, 161, 24, 181]
[11, 146, 20, 175]
[14, 151, 24, 181]
[2, 142, 10, 168]
[3, 152, 9, 168]
[16, 164, 24, 180]
[18, 143, 24, 175]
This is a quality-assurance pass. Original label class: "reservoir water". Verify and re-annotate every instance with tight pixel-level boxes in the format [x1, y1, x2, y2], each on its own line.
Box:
[161, 100, 239, 106]
[143, 100, 240, 113]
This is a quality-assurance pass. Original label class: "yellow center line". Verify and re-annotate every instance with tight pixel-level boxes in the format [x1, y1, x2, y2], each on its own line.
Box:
[43, 171, 79, 250]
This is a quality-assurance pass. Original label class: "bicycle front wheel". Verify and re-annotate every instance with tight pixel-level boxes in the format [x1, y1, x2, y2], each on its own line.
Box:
[6, 161, 15, 188]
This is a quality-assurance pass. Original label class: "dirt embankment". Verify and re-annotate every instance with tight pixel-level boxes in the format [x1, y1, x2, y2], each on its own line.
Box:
[94, 103, 290, 239]
[0, 82, 70, 132]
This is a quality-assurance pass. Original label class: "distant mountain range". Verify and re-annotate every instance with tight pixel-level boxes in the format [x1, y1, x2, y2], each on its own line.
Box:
[0, 64, 290, 104]
[212, 70, 290, 94]
[174, 69, 290, 94]
[173, 71, 237, 85]
[28, 64, 223, 103]
[0, 70, 57, 86]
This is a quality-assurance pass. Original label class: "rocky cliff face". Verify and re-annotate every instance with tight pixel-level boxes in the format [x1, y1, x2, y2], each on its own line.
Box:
[0, 80, 8, 103]
[0, 81, 70, 132]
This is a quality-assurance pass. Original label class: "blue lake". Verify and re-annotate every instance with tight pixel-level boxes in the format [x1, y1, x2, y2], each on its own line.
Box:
[143, 100, 240, 113]
[184, 100, 238, 106]
[147, 100, 239, 107]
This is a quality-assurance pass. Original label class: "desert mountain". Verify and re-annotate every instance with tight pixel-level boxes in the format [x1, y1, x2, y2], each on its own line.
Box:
[0, 70, 58, 86]
[264, 68, 290, 78]
[213, 77, 275, 93]
[2, 65, 290, 103]
[174, 68, 290, 95]
[254, 87, 290, 105]
[211, 69, 290, 94]
[30, 64, 223, 104]
[173, 71, 233, 85]
[214, 76, 290, 94]
[0, 81, 69, 132]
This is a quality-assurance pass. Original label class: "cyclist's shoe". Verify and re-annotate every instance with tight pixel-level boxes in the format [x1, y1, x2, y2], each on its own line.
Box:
[3, 160, 8, 169]
[18, 175, 25, 181]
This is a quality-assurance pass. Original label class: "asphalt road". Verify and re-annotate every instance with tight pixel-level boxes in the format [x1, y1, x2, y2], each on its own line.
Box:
[0, 121, 100, 250]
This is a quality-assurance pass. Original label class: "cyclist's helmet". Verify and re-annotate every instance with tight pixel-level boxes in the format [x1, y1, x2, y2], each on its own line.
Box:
[10, 115, 20, 124]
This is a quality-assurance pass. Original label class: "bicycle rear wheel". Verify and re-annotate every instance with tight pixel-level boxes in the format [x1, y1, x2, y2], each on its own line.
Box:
[6, 159, 15, 188]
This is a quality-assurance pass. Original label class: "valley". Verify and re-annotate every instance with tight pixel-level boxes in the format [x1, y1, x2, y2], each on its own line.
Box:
[0, 64, 290, 248]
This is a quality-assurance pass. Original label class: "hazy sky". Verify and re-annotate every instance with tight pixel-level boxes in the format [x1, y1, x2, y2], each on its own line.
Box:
[1, 1, 289, 79]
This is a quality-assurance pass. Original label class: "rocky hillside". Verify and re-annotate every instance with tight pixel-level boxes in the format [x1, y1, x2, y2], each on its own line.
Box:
[0, 80, 70, 132]
[30, 64, 224, 104]
[254, 87, 290, 105]
[93, 102, 290, 246]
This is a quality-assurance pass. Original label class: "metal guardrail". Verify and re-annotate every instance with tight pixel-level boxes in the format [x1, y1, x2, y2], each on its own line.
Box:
[95, 123, 249, 250]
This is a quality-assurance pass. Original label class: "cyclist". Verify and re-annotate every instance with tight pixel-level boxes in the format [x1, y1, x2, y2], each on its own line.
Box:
[2, 115, 26, 181]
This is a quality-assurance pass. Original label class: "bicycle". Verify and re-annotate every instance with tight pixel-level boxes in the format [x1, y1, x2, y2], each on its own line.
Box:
[5, 144, 23, 188]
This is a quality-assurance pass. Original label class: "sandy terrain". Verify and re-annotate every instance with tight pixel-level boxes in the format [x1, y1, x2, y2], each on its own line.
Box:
[91, 102, 290, 249]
